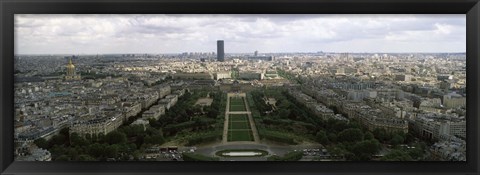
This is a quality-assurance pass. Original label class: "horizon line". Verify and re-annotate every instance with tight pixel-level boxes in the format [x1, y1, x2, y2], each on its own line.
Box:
[15, 51, 467, 56]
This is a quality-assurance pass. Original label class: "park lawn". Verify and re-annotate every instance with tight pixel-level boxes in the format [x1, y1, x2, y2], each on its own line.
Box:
[229, 114, 248, 121]
[228, 130, 254, 141]
[230, 121, 250, 130]
[229, 105, 246, 111]
[230, 97, 245, 106]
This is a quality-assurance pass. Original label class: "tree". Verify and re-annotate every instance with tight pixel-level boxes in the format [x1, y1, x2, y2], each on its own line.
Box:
[327, 145, 347, 156]
[277, 109, 290, 119]
[390, 134, 405, 145]
[381, 150, 413, 161]
[97, 133, 106, 143]
[55, 155, 70, 161]
[337, 128, 364, 143]
[407, 146, 425, 160]
[49, 134, 67, 146]
[70, 132, 88, 146]
[77, 154, 96, 161]
[105, 131, 127, 145]
[351, 139, 381, 160]
[144, 134, 166, 145]
[67, 148, 79, 160]
[50, 145, 68, 158]
[364, 131, 375, 140]
[60, 127, 70, 137]
[104, 144, 119, 158]
[85, 133, 92, 142]
[59, 127, 70, 146]
[135, 135, 145, 148]
[373, 128, 388, 142]
[333, 121, 349, 132]
[148, 118, 161, 128]
[207, 108, 219, 119]
[126, 125, 145, 137]
[34, 138, 49, 149]
[277, 100, 291, 110]
[328, 133, 337, 143]
[91, 133, 98, 142]
[88, 143, 105, 158]
[315, 130, 329, 145]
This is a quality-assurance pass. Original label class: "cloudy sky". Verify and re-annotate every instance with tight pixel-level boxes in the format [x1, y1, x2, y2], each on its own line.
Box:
[15, 14, 465, 54]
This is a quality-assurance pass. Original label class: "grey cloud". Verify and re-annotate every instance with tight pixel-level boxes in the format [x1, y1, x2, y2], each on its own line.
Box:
[14, 14, 466, 54]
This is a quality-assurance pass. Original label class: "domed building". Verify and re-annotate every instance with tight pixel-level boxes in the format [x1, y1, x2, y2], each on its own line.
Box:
[64, 57, 81, 81]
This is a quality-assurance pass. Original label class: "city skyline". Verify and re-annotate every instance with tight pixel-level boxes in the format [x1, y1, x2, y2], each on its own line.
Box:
[15, 14, 466, 55]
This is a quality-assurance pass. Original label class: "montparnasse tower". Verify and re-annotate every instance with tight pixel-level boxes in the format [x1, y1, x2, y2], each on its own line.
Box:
[64, 56, 81, 81]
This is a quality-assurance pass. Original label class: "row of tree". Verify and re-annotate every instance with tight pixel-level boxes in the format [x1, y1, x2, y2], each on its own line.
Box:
[258, 130, 296, 145]
[248, 87, 426, 161]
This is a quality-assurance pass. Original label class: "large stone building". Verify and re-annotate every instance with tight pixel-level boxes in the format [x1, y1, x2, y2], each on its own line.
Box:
[70, 113, 123, 137]
[159, 94, 178, 110]
[215, 72, 232, 80]
[409, 113, 466, 140]
[442, 92, 466, 109]
[173, 72, 214, 80]
[142, 105, 165, 120]
[121, 102, 142, 122]
[64, 58, 81, 81]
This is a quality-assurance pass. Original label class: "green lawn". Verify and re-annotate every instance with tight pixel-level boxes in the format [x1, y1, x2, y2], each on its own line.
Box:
[227, 97, 254, 142]
[230, 122, 250, 130]
[230, 114, 248, 121]
[230, 97, 245, 106]
[229, 105, 246, 111]
[228, 130, 254, 141]
[229, 97, 246, 111]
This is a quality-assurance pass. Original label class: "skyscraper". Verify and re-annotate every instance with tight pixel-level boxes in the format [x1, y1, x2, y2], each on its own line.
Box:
[217, 40, 224, 62]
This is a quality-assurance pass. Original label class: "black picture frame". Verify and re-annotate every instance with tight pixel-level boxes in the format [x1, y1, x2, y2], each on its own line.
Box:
[1, 0, 479, 175]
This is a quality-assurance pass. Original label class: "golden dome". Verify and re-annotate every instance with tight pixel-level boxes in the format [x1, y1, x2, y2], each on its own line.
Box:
[66, 58, 75, 69]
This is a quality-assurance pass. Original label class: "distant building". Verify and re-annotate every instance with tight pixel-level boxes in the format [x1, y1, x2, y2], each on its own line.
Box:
[247, 51, 274, 61]
[347, 90, 377, 101]
[430, 137, 466, 161]
[64, 57, 81, 81]
[158, 85, 172, 98]
[173, 72, 214, 80]
[443, 92, 466, 109]
[215, 72, 231, 80]
[159, 94, 178, 110]
[121, 102, 142, 122]
[395, 74, 412, 82]
[437, 74, 453, 81]
[238, 71, 263, 80]
[131, 119, 150, 131]
[217, 40, 224, 62]
[142, 105, 165, 120]
[263, 70, 278, 79]
[409, 113, 466, 140]
[70, 114, 123, 137]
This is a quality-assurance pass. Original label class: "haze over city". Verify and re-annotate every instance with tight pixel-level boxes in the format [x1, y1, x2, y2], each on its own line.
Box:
[15, 14, 465, 54]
